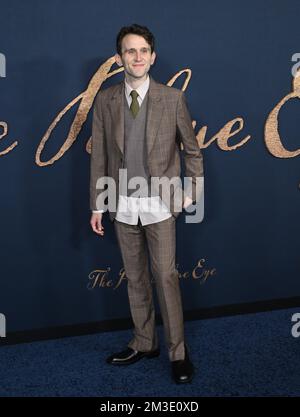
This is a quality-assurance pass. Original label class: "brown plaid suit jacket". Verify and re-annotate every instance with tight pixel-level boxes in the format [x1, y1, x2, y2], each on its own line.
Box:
[90, 75, 204, 222]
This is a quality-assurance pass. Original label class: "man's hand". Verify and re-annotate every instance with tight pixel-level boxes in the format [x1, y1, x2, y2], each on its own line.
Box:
[183, 196, 194, 210]
[90, 212, 105, 236]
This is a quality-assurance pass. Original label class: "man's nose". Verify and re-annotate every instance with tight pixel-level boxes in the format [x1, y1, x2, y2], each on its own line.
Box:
[135, 51, 142, 61]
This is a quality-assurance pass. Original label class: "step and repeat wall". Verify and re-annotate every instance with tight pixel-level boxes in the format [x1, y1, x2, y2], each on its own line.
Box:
[0, 0, 299, 334]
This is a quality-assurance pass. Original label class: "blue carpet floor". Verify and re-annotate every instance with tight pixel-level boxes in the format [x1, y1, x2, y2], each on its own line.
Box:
[1, 307, 300, 397]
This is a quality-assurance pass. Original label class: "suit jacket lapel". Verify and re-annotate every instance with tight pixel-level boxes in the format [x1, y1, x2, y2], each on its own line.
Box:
[146, 76, 164, 158]
[109, 81, 125, 155]
[108, 75, 164, 157]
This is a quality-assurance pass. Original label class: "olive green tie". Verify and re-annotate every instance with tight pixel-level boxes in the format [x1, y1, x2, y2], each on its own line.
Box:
[130, 90, 139, 118]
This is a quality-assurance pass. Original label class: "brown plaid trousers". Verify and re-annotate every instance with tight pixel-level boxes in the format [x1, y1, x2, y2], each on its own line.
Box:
[114, 215, 185, 361]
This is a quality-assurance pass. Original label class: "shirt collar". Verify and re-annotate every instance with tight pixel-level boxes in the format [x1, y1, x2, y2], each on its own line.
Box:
[124, 74, 150, 101]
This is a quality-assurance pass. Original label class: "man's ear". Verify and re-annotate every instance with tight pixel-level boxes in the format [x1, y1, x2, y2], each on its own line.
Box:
[151, 51, 156, 66]
[115, 53, 122, 67]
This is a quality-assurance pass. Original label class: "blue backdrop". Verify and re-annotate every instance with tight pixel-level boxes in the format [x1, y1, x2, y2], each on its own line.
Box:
[0, 0, 299, 334]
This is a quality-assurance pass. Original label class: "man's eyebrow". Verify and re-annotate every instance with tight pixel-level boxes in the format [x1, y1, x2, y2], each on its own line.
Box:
[125, 47, 150, 50]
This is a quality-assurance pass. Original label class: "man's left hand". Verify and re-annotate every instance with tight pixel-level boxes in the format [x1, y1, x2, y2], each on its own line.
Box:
[183, 196, 194, 210]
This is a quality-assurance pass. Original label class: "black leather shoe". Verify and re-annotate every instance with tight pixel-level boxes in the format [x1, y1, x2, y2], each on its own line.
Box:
[106, 347, 160, 366]
[171, 344, 194, 383]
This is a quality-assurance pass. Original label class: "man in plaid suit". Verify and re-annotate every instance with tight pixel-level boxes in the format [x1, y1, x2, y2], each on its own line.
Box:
[90, 24, 204, 384]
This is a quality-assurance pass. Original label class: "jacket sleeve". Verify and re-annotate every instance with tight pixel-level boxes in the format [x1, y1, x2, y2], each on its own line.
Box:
[176, 90, 204, 202]
[89, 91, 108, 211]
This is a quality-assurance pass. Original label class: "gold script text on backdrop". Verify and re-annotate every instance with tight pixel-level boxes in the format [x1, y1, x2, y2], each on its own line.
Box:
[0, 57, 299, 165]
[87, 258, 216, 290]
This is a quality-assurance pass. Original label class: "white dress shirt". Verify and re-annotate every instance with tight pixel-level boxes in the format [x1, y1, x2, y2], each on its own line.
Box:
[93, 75, 172, 226]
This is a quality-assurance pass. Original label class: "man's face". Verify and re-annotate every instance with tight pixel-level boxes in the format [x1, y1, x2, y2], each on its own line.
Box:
[115, 34, 156, 79]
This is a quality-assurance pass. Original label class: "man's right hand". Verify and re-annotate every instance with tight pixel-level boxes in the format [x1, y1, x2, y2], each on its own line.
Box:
[90, 212, 105, 236]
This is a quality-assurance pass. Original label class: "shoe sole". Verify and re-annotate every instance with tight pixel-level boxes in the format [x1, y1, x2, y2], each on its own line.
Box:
[107, 349, 160, 366]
